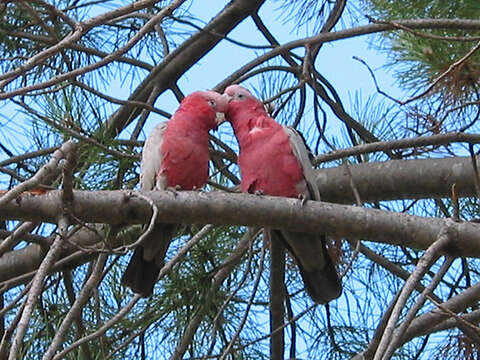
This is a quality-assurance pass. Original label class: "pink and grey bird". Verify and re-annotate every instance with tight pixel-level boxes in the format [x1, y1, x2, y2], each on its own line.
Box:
[121, 90, 229, 296]
[224, 85, 341, 304]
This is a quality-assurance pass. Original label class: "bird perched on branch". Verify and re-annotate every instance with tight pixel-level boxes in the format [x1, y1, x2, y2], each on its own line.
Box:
[224, 84, 341, 304]
[121, 90, 229, 297]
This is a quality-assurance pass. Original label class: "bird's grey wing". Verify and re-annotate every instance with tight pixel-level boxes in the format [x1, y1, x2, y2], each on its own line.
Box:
[276, 126, 341, 303]
[283, 126, 320, 201]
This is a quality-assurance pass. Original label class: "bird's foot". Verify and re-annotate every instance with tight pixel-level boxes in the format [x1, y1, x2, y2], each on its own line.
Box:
[166, 186, 181, 197]
[298, 193, 308, 206]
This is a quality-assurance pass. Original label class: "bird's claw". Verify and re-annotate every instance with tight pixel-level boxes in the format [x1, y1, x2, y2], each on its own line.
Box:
[166, 186, 181, 197]
[254, 190, 264, 196]
[298, 194, 308, 206]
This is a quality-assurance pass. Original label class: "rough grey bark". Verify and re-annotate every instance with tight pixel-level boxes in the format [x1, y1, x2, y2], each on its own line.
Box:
[1, 155, 478, 286]
[2, 187, 480, 256]
[317, 156, 479, 203]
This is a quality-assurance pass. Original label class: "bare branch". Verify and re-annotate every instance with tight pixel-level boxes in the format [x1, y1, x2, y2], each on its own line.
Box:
[0, 222, 38, 256]
[400, 40, 480, 105]
[216, 19, 480, 91]
[314, 132, 480, 164]
[8, 216, 68, 360]
[268, 230, 285, 360]
[0, 140, 75, 207]
[106, 0, 266, 137]
[51, 294, 142, 360]
[0, 0, 167, 89]
[374, 225, 453, 360]
[219, 241, 266, 360]
[42, 253, 108, 360]
[384, 257, 454, 358]
[171, 228, 254, 360]
[0, 146, 58, 168]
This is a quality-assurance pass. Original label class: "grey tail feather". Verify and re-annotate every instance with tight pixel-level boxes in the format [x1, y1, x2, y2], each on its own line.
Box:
[121, 246, 159, 297]
[121, 223, 176, 297]
[273, 230, 342, 304]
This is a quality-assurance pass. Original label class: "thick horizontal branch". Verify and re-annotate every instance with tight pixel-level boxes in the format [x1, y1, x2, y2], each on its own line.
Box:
[2, 189, 480, 258]
[0, 225, 113, 284]
[317, 156, 478, 203]
[0, 155, 477, 283]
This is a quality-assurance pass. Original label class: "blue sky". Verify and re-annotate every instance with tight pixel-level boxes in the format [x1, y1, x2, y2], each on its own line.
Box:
[0, 1, 439, 358]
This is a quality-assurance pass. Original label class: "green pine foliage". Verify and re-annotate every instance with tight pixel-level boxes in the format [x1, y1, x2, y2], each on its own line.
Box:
[363, 0, 480, 103]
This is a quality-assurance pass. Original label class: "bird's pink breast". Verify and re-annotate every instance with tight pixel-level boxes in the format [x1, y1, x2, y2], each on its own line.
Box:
[160, 121, 209, 190]
[238, 125, 304, 198]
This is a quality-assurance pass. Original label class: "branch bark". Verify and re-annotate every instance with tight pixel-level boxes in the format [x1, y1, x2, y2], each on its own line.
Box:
[317, 156, 480, 203]
[2, 187, 480, 257]
[1, 156, 479, 286]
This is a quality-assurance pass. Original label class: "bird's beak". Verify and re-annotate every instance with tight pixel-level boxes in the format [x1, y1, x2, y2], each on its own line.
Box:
[223, 93, 233, 102]
[215, 112, 226, 125]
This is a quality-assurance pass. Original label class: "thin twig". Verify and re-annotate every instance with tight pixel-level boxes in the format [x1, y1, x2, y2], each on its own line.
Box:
[0, 222, 38, 256]
[112, 192, 159, 253]
[353, 56, 401, 104]
[0, 299, 27, 356]
[0, 0, 187, 98]
[171, 229, 255, 360]
[13, 100, 139, 160]
[52, 224, 214, 360]
[8, 216, 69, 360]
[314, 132, 480, 165]
[400, 39, 480, 105]
[216, 19, 480, 92]
[383, 257, 454, 359]
[62, 270, 94, 360]
[0, 146, 58, 167]
[351, 293, 400, 360]
[0, 282, 31, 319]
[72, 80, 171, 119]
[368, 16, 480, 42]
[203, 228, 258, 359]
[427, 295, 480, 334]
[374, 224, 452, 360]
[0, 140, 75, 207]
[157, 224, 214, 279]
[42, 253, 108, 360]
[231, 304, 317, 354]
[0, 0, 166, 86]
[51, 294, 142, 360]
[219, 243, 266, 360]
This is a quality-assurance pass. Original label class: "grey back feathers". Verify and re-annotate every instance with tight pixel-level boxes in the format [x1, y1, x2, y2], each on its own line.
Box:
[283, 126, 320, 200]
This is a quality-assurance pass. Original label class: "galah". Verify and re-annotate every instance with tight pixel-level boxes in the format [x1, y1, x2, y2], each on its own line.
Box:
[224, 85, 342, 304]
[121, 90, 229, 297]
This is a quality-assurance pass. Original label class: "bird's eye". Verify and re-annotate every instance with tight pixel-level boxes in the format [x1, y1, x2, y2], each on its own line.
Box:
[237, 93, 245, 99]
[208, 99, 216, 107]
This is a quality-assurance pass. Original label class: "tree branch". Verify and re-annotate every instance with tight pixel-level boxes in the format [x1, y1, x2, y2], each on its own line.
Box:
[2, 188, 480, 258]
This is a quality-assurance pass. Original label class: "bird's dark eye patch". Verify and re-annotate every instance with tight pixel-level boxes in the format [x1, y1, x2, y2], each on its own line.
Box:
[208, 99, 216, 107]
